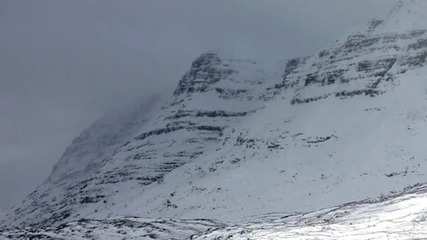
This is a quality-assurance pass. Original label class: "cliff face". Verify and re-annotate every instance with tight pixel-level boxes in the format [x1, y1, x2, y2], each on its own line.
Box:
[5, 0, 427, 228]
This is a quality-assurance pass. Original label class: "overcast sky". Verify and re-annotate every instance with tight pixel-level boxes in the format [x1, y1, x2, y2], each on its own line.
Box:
[0, 0, 398, 209]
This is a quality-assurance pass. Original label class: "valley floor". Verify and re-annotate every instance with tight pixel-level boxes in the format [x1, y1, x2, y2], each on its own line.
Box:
[1, 183, 426, 240]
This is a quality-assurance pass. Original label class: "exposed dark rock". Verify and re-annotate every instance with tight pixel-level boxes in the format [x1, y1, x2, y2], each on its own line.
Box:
[134, 127, 185, 141]
[291, 94, 330, 105]
[173, 53, 236, 96]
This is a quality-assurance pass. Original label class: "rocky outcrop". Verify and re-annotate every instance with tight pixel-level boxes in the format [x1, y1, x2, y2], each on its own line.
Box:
[283, 29, 427, 105]
[173, 52, 235, 96]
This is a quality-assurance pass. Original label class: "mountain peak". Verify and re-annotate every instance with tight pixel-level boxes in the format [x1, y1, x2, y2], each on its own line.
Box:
[173, 51, 266, 97]
[173, 52, 233, 96]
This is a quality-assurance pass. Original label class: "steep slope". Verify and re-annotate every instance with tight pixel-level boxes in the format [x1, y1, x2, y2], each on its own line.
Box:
[5, 0, 427, 229]
[48, 95, 161, 184]
[103, 0, 427, 220]
[5, 53, 282, 227]
[4, 95, 163, 227]
[1, 183, 426, 239]
[373, 0, 427, 34]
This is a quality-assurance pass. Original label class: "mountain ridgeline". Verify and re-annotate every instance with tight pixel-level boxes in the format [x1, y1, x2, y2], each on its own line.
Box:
[4, 0, 427, 229]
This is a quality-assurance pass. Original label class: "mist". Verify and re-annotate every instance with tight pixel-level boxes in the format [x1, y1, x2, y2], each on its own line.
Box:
[0, 0, 398, 209]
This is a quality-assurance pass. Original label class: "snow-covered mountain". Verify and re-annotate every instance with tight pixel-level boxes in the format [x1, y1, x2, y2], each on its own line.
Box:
[1, 183, 426, 239]
[3, 0, 427, 232]
[5, 52, 283, 227]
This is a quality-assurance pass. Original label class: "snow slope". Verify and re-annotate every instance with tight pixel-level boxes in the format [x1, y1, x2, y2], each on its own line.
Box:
[196, 183, 427, 240]
[5, 95, 163, 227]
[1, 183, 426, 239]
[5, 53, 283, 227]
[373, 0, 427, 34]
[4, 0, 427, 230]
[48, 95, 161, 184]
[0, 218, 224, 240]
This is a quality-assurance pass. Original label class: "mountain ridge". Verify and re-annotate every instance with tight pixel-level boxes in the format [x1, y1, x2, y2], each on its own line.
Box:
[4, 51, 283, 227]
[4, 0, 427, 229]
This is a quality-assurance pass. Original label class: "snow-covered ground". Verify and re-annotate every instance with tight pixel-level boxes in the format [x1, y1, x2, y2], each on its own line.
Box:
[1, 183, 426, 239]
[0, 218, 224, 240]
[197, 183, 427, 239]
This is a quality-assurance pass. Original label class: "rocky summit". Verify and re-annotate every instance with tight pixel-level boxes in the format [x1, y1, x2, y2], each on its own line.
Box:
[2, 1, 427, 239]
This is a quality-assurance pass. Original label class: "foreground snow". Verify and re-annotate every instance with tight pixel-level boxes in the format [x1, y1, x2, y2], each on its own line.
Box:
[1, 183, 426, 239]
[198, 183, 427, 239]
